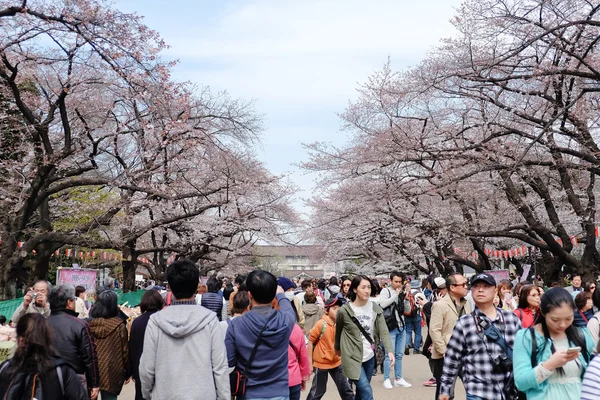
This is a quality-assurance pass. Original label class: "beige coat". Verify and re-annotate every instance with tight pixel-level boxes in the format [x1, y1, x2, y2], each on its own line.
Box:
[429, 294, 471, 359]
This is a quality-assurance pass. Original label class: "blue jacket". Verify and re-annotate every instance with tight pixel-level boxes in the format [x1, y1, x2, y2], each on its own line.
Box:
[514, 327, 595, 400]
[225, 293, 296, 399]
[573, 309, 594, 328]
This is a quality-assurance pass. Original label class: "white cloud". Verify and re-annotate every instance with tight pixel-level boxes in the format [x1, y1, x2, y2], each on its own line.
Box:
[118, 0, 464, 205]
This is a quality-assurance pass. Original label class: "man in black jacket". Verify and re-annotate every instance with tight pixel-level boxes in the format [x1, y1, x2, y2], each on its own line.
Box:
[47, 284, 100, 400]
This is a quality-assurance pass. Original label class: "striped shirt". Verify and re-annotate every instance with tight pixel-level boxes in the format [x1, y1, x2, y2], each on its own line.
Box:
[581, 355, 600, 400]
[440, 307, 522, 399]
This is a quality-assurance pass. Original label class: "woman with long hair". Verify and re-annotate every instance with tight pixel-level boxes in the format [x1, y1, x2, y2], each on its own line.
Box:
[335, 275, 393, 400]
[514, 285, 541, 328]
[514, 287, 595, 400]
[0, 313, 88, 399]
[88, 290, 131, 400]
[497, 280, 516, 310]
[129, 290, 164, 400]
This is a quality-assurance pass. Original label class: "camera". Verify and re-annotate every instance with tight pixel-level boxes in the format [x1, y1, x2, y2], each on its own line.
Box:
[31, 292, 38, 300]
[493, 354, 513, 372]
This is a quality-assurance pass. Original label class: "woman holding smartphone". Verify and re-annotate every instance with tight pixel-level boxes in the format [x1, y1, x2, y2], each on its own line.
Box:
[513, 288, 595, 400]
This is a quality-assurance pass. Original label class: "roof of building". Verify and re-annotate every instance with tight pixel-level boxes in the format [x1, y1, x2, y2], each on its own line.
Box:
[253, 245, 326, 260]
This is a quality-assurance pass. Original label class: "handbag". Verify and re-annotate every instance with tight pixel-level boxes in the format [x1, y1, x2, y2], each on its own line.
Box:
[230, 311, 277, 397]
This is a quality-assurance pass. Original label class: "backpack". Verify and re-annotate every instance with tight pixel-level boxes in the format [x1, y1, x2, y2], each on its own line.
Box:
[0, 361, 64, 400]
[403, 292, 418, 317]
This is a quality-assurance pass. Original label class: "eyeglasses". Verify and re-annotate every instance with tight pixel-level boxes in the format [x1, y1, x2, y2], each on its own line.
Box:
[450, 283, 468, 288]
[343, 283, 351, 287]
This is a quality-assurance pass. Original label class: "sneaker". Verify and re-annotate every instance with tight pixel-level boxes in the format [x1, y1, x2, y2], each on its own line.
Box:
[422, 378, 437, 387]
[413, 349, 421, 355]
[394, 378, 412, 388]
[404, 346, 410, 355]
[383, 379, 393, 389]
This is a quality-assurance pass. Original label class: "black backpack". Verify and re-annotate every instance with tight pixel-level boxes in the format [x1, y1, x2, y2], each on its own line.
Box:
[0, 361, 64, 400]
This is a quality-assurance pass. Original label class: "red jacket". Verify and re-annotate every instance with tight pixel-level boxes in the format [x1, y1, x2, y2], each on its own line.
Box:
[288, 324, 310, 387]
[514, 307, 536, 328]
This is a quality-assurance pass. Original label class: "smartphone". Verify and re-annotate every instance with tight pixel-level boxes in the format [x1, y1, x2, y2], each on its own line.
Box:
[566, 346, 581, 353]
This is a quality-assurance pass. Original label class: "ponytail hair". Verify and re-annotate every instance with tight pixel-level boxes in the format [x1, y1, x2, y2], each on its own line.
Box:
[534, 287, 590, 375]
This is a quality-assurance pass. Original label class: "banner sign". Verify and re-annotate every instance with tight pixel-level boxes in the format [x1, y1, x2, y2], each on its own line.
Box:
[520, 264, 532, 282]
[483, 269, 510, 283]
[56, 268, 97, 292]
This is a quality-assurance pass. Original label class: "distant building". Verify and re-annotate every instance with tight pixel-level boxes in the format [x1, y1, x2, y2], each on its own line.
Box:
[252, 245, 326, 279]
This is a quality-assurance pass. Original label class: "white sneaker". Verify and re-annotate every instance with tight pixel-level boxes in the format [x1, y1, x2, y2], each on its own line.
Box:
[383, 379, 393, 389]
[394, 378, 412, 388]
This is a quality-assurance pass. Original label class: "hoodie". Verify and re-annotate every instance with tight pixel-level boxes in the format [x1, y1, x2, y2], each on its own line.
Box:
[139, 303, 229, 400]
[88, 317, 130, 395]
[225, 293, 296, 399]
[302, 303, 324, 335]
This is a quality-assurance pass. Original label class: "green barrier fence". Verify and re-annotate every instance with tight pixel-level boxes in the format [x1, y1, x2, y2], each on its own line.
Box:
[0, 290, 145, 320]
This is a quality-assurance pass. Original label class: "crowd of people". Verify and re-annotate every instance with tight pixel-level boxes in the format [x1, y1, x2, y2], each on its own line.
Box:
[0, 266, 600, 400]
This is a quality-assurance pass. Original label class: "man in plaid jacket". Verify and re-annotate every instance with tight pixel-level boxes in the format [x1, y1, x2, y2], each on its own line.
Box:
[439, 273, 522, 400]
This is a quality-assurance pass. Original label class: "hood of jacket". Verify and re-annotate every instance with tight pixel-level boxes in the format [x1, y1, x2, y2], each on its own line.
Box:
[88, 317, 124, 339]
[327, 285, 340, 295]
[234, 309, 291, 349]
[151, 304, 216, 338]
[302, 303, 321, 317]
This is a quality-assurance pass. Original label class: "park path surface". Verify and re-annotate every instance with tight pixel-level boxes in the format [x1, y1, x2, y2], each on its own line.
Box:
[119, 352, 466, 400]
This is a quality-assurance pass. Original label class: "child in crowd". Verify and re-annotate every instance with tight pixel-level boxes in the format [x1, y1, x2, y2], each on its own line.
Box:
[306, 297, 354, 400]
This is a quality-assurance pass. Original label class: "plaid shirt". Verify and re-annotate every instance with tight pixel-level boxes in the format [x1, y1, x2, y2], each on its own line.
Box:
[440, 307, 522, 400]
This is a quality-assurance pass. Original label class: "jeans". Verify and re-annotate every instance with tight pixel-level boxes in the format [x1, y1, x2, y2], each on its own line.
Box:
[289, 384, 301, 400]
[352, 356, 375, 400]
[404, 313, 422, 350]
[383, 326, 405, 380]
[100, 391, 118, 400]
[306, 365, 354, 400]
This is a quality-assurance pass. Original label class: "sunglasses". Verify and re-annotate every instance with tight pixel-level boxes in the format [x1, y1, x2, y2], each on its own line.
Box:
[450, 283, 468, 288]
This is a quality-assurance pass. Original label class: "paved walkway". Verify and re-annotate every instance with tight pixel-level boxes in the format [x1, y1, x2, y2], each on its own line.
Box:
[119, 352, 465, 399]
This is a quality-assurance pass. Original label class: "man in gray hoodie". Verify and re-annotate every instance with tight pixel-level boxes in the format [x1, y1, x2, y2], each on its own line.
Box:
[140, 260, 229, 400]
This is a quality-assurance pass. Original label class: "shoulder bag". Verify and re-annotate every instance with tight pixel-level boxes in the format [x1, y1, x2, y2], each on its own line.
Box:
[230, 311, 278, 396]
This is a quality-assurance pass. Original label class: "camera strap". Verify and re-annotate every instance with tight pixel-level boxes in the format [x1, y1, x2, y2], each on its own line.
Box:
[471, 310, 513, 360]
[471, 310, 516, 398]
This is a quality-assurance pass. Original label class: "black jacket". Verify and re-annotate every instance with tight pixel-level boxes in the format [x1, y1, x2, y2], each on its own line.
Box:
[0, 356, 88, 400]
[47, 308, 100, 388]
[129, 310, 157, 400]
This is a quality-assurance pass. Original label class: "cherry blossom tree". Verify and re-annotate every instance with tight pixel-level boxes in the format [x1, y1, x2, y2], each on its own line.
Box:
[305, 0, 600, 281]
[0, 0, 299, 297]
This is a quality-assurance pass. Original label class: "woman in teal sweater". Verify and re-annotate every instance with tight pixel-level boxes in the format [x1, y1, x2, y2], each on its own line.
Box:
[514, 288, 595, 400]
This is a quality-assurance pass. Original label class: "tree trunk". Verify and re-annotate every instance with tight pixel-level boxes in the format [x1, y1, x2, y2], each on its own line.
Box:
[121, 243, 136, 293]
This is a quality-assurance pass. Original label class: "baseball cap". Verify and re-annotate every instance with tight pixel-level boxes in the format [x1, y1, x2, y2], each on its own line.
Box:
[471, 273, 496, 287]
[324, 297, 344, 309]
[434, 277, 446, 289]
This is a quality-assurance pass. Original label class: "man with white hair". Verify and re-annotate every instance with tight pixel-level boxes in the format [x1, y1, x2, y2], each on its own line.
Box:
[11, 280, 51, 323]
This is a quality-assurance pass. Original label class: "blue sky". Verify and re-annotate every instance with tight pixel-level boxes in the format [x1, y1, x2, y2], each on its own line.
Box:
[115, 0, 464, 214]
